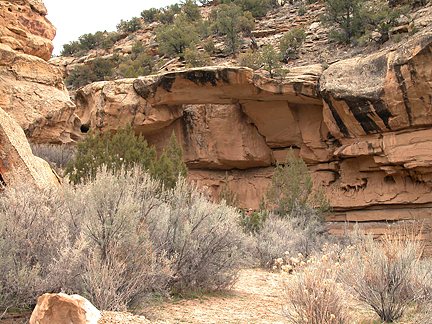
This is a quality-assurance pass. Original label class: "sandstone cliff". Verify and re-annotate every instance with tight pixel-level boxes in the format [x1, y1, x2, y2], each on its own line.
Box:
[73, 26, 432, 252]
[0, 0, 81, 144]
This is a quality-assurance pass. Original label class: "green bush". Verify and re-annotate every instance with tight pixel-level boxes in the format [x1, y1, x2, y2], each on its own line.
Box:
[66, 124, 187, 189]
[65, 58, 115, 89]
[260, 44, 285, 78]
[156, 14, 199, 58]
[280, 28, 306, 60]
[184, 44, 213, 67]
[238, 49, 262, 70]
[60, 31, 108, 57]
[116, 17, 142, 34]
[182, 0, 201, 21]
[266, 149, 331, 218]
[321, 0, 365, 44]
[65, 124, 157, 184]
[214, 4, 249, 55]
[141, 7, 160, 23]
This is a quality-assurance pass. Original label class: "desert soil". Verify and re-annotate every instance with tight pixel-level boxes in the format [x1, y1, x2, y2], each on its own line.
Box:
[0, 269, 286, 324]
[141, 268, 286, 324]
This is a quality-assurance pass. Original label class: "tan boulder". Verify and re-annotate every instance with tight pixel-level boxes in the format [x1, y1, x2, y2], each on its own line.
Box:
[0, 44, 81, 143]
[29, 293, 101, 324]
[0, 0, 55, 61]
[0, 106, 59, 189]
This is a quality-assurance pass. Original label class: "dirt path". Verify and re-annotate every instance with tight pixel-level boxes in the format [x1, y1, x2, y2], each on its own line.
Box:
[0, 269, 286, 324]
[143, 269, 286, 324]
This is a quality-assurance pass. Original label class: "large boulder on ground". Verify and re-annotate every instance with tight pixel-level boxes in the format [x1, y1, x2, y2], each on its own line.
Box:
[29, 293, 101, 324]
[0, 106, 59, 189]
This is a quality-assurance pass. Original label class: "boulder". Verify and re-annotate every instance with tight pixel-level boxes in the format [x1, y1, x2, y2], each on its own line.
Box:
[0, 106, 59, 189]
[0, 0, 55, 61]
[29, 293, 101, 324]
[0, 44, 81, 144]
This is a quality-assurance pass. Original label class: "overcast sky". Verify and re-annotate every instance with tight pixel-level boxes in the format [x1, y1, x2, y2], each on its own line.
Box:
[43, 0, 181, 56]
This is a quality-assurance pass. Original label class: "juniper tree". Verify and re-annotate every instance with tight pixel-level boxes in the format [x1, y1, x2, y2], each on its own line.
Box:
[322, 0, 364, 44]
[266, 149, 331, 219]
[152, 131, 188, 189]
[66, 124, 156, 184]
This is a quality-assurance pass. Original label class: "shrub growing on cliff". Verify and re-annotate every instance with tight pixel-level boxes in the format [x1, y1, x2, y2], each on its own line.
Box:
[65, 58, 115, 88]
[116, 17, 142, 34]
[156, 14, 199, 58]
[280, 28, 306, 61]
[322, 0, 365, 44]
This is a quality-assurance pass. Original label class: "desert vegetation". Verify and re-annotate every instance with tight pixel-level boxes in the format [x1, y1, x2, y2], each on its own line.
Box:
[22, 131, 432, 322]
[60, 0, 430, 89]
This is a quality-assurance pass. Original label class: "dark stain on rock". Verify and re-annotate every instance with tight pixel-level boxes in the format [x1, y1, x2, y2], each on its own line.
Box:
[394, 64, 412, 125]
[371, 98, 392, 130]
[181, 69, 233, 87]
[345, 98, 381, 134]
[321, 92, 350, 137]
[293, 82, 303, 95]
[159, 75, 176, 92]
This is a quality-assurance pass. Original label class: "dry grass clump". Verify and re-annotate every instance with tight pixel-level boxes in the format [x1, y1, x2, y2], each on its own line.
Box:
[339, 231, 426, 323]
[277, 245, 352, 324]
[31, 143, 76, 176]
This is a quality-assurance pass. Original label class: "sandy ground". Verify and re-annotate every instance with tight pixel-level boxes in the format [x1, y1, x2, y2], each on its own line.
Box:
[0, 269, 286, 324]
[142, 269, 286, 324]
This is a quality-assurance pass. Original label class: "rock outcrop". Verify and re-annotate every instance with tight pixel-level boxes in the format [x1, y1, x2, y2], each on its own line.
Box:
[74, 29, 432, 252]
[0, 106, 59, 189]
[0, 0, 55, 61]
[29, 293, 101, 324]
[0, 0, 81, 144]
[0, 43, 81, 143]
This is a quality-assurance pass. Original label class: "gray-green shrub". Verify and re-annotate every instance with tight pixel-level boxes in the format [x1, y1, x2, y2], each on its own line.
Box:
[252, 205, 328, 268]
[0, 166, 246, 311]
[146, 178, 246, 293]
[340, 231, 426, 322]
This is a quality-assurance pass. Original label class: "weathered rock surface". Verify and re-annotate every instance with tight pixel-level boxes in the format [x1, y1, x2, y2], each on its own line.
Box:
[74, 29, 432, 236]
[0, 0, 55, 61]
[29, 293, 101, 324]
[320, 32, 432, 139]
[0, 106, 59, 189]
[0, 43, 81, 143]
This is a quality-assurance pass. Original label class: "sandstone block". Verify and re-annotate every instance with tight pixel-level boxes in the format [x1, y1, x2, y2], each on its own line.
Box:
[0, 106, 59, 189]
[29, 293, 101, 324]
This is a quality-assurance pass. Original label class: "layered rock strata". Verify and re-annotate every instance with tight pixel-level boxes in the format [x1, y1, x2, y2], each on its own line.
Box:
[0, 0, 81, 144]
[74, 31, 432, 251]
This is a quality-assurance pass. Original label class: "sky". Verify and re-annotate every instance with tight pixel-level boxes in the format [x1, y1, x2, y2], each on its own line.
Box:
[43, 0, 182, 56]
